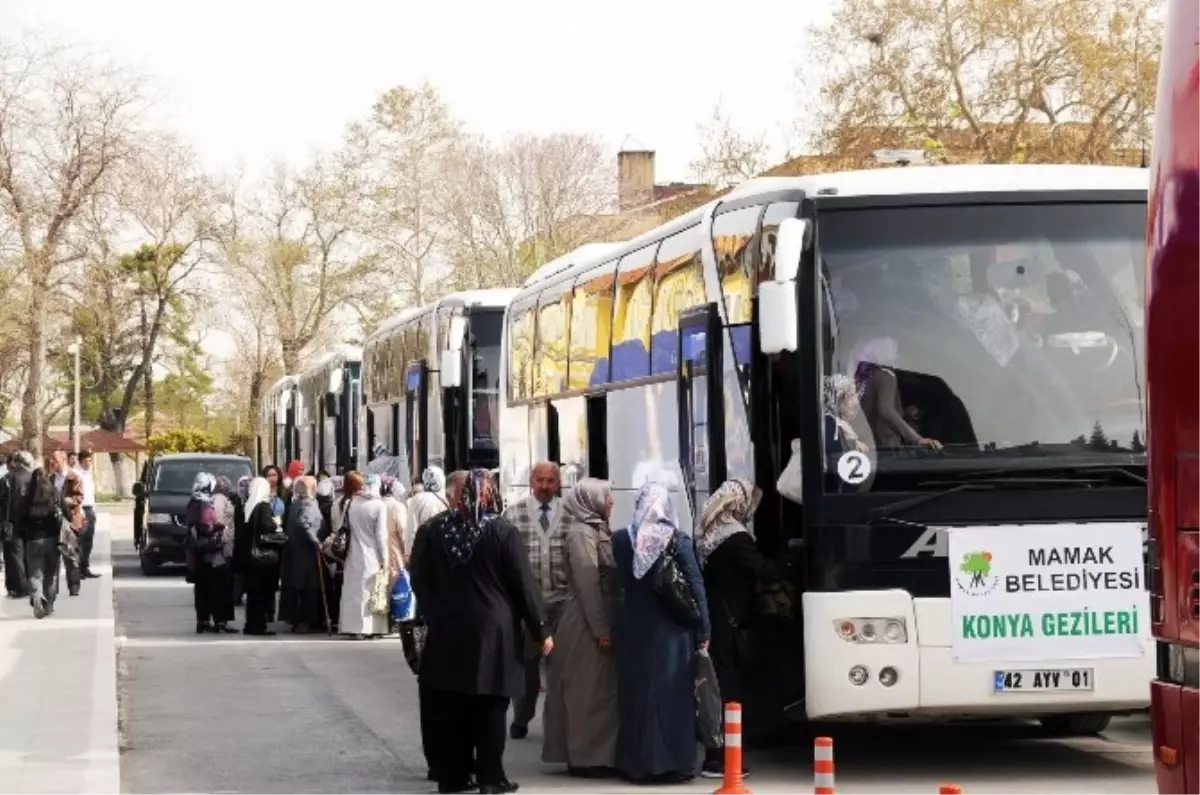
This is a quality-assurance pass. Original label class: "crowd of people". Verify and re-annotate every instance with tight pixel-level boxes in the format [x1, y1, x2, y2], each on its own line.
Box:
[1, 449, 101, 618]
[181, 460, 444, 638]
[146, 455, 789, 794]
[408, 462, 787, 794]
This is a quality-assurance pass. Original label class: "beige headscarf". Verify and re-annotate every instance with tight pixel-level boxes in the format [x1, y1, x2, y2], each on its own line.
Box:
[695, 478, 762, 567]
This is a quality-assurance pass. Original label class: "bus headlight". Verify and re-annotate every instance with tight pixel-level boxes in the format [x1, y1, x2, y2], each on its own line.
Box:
[833, 617, 908, 644]
[879, 666, 900, 687]
[849, 665, 869, 686]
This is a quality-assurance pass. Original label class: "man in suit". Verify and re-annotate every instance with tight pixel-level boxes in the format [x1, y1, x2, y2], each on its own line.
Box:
[501, 461, 570, 740]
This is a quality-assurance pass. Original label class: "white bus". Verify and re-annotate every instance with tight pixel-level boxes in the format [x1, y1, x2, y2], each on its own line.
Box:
[359, 289, 520, 482]
[293, 344, 362, 476]
[256, 374, 299, 471]
[499, 164, 1153, 735]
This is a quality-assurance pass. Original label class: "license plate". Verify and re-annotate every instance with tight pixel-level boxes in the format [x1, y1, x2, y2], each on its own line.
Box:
[993, 668, 1095, 693]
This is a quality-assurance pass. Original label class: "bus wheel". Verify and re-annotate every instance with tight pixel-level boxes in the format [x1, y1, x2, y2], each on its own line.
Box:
[1039, 713, 1112, 736]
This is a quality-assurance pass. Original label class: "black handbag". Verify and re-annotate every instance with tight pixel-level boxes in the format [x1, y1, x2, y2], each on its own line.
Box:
[250, 530, 287, 568]
[651, 538, 702, 628]
[321, 515, 350, 563]
[400, 621, 427, 675]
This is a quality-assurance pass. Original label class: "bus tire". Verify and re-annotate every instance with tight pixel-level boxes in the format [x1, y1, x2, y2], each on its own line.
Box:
[1039, 713, 1112, 736]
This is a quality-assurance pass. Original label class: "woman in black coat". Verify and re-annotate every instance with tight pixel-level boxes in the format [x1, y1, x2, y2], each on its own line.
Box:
[410, 469, 548, 795]
[693, 477, 785, 779]
[242, 476, 284, 636]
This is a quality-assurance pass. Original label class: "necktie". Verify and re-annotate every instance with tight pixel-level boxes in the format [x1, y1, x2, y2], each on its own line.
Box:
[539, 505, 550, 531]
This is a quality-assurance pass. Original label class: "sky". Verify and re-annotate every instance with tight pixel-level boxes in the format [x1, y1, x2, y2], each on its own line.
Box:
[0, 0, 835, 183]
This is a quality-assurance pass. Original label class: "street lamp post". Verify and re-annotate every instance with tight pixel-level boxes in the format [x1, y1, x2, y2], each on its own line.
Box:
[67, 336, 81, 455]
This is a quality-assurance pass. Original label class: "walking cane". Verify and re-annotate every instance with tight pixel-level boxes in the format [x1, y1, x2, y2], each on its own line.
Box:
[315, 545, 332, 636]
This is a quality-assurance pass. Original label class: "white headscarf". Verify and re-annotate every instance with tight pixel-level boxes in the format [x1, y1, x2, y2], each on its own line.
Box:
[629, 481, 678, 580]
[422, 466, 446, 495]
[244, 476, 271, 516]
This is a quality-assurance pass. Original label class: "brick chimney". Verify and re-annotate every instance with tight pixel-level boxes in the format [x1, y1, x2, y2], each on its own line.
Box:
[618, 150, 655, 211]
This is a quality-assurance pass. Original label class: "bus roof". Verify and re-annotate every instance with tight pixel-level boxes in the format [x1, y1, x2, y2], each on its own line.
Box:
[724, 164, 1150, 201]
[522, 243, 628, 287]
[513, 164, 1149, 300]
[265, 374, 297, 395]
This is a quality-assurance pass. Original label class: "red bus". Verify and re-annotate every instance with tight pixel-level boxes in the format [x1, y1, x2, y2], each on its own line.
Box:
[1147, 0, 1199, 791]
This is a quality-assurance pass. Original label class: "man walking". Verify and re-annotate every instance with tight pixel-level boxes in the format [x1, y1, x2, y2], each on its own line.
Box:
[75, 451, 99, 579]
[501, 461, 571, 740]
[2, 452, 33, 599]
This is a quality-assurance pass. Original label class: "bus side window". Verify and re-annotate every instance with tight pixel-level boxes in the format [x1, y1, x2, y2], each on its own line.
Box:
[712, 206, 761, 392]
[534, 286, 570, 397]
[569, 262, 617, 391]
[650, 225, 705, 375]
[611, 243, 658, 382]
[507, 302, 537, 402]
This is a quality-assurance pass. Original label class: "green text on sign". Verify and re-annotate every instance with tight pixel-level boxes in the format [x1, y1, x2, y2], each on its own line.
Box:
[961, 607, 1140, 640]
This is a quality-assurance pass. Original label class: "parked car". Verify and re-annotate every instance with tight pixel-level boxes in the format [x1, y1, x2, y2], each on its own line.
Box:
[133, 453, 254, 575]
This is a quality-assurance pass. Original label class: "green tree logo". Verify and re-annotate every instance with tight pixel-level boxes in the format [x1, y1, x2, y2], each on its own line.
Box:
[959, 551, 994, 589]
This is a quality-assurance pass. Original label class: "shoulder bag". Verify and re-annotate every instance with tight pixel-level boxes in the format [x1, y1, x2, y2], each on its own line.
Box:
[651, 537, 702, 628]
[321, 506, 351, 563]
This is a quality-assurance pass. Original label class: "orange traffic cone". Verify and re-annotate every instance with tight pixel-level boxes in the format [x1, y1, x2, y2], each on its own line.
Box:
[814, 736, 835, 794]
[938, 786, 963, 794]
[713, 702, 751, 794]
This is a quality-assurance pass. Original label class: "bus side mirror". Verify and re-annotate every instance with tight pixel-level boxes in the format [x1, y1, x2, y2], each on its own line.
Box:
[440, 349, 463, 389]
[447, 316, 467, 352]
[758, 218, 809, 355]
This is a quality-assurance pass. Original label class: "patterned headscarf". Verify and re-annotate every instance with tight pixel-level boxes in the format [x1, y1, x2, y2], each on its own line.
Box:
[191, 472, 216, 504]
[562, 478, 611, 534]
[422, 465, 446, 495]
[237, 475, 251, 501]
[629, 481, 678, 580]
[695, 478, 761, 567]
[436, 468, 499, 566]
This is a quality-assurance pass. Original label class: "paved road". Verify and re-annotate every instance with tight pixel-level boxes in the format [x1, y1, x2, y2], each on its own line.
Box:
[109, 505, 1156, 794]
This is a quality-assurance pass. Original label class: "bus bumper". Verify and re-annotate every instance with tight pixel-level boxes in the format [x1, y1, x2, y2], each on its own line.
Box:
[803, 590, 1154, 720]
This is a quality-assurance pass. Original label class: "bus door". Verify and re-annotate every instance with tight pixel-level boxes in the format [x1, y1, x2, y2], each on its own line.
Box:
[405, 361, 430, 478]
[677, 304, 727, 515]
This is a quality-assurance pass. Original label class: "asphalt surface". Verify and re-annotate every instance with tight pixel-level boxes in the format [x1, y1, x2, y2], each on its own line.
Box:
[109, 504, 1157, 794]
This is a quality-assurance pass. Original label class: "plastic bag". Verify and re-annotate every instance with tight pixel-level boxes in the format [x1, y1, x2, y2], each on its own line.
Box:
[390, 568, 417, 622]
[694, 649, 723, 748]
[368, 568, 390, 616]
[775, 438, 803, 504]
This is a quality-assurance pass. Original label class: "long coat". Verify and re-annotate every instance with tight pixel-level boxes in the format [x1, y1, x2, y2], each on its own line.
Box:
[279, 497, 324, 625]
[411, 515, 545, 698]
[612, 528, 710, 779]
[338, 496, 389, 636]
[702, 532, 784, 703]
[542, 520, 619, 768]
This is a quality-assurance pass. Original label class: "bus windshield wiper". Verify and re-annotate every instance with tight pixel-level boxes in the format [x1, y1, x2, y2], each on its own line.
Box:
[868, 476, 1103, 523]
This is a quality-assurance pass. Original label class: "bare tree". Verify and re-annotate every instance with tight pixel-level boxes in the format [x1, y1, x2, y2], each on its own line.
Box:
[807, 0, 1161, 165]
[0, 38, 147, 454]
[346, 84, 460, 324]
[690, 104, 770, 187]
[217, 156, 370, 374]
[436, 132, 617, 291]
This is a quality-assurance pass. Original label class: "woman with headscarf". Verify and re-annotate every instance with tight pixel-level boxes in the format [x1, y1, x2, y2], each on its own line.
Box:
[261, 464, 288, 623]
[851, 337, 942, 451]
[407, 466, 449, 553]
[542, 478, 618, 778]
[611, 481, 710, 784]
[279, 476, 327, 633]
[411, 469, 547, 795]
[243, 476, 282, 636]
[187, 473, 236, 634]
[231, 475, 253, 606]
[285, 459, 305, 497]
[694, 478, 784, 778]
[379, 477, 409, 633]
[337, 471, 390, 639]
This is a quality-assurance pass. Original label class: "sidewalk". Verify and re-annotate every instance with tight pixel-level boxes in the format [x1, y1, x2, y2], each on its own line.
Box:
[0, 512, 120, 794]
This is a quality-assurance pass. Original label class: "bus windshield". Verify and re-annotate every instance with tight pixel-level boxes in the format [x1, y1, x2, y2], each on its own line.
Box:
[818, 199, 1146, 487]
[469, 309, 504, 450]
